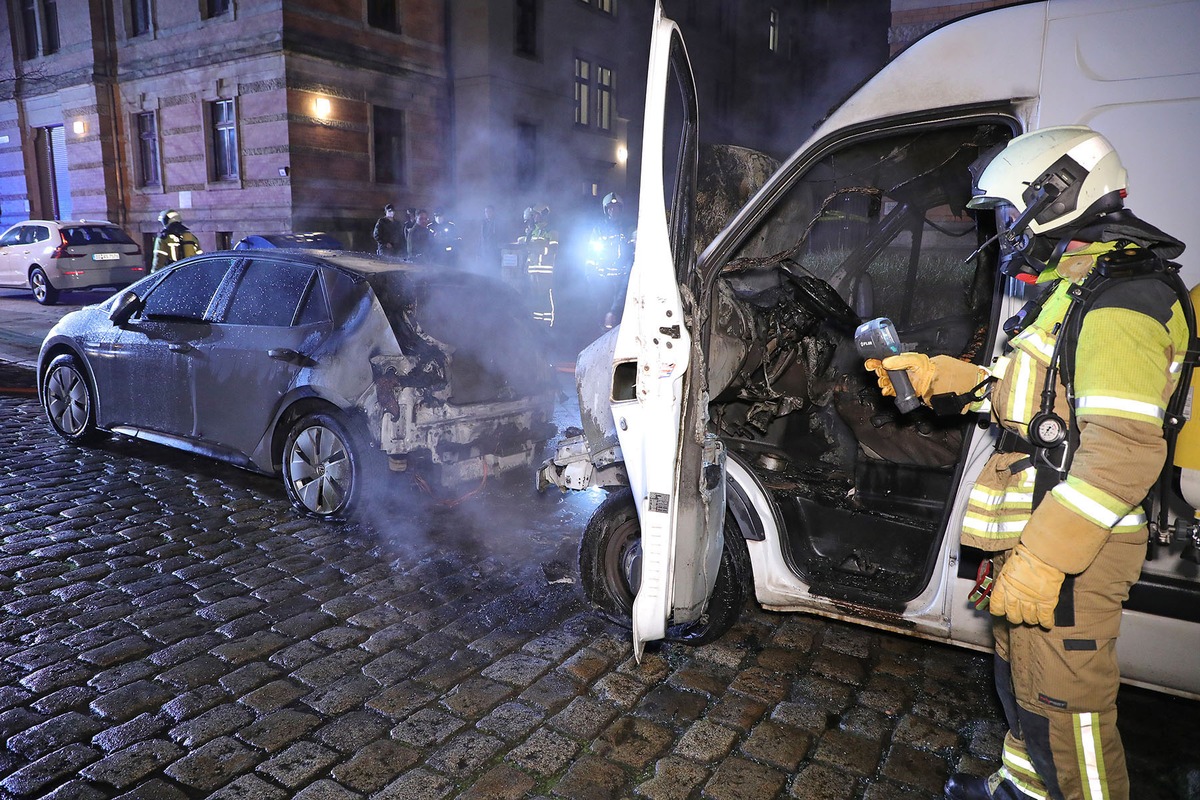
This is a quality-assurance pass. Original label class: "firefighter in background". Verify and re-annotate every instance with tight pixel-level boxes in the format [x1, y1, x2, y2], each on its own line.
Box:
[519, 204, 558, 326]
[151, 209, 201, 272]
[587, 192, 636, 329]
[865, 126, 1189, 800]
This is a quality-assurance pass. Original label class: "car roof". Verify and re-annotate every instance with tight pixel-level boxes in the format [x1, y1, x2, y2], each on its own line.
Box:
[7, 219, 120, 227]
[186, 248, 457, 282]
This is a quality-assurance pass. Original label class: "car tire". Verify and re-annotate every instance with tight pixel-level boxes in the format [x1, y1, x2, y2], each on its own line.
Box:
[282, 410, 374, 521]
[579, 486, 751, 645]
[42, 353, 100, 444]
[30, 267, 59, 306]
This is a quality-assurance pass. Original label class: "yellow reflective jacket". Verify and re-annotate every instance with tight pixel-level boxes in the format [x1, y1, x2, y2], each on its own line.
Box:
[962, 242, 1190, 574]
[151, 226, 202, 272]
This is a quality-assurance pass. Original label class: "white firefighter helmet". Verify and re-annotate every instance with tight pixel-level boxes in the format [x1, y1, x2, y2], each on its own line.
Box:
[602, 192, 622, 210]
[966, 125, 1127, 237]
[158, 208, 181, 227]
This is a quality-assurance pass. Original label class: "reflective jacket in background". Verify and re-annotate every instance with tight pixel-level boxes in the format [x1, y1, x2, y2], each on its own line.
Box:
[151, 222, 202, 272]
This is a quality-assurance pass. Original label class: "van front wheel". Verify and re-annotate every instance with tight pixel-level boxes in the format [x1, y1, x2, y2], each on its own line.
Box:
[578, 487, 750, 645]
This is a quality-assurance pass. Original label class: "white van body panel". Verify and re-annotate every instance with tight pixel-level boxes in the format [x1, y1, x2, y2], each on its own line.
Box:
[708, 0, 1200, 698]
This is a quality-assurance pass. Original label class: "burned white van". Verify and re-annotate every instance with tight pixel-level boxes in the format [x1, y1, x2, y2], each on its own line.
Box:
[540, 0, 1200, 698]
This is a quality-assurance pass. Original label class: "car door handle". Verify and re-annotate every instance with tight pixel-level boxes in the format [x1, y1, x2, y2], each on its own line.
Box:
[268, 348, 313, 366]
[168, 343, 194, 354]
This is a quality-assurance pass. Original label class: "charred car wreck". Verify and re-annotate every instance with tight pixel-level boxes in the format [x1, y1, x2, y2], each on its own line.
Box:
[39, 250, 558, 521]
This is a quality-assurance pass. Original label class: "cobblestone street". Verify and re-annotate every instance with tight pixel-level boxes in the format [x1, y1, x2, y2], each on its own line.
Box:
[2, 360, 1198, 800]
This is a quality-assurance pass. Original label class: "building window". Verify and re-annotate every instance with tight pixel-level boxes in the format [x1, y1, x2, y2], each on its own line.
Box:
[768, 8, 779, 52]
[210, 99, 239, 181]
[516, 122, 537, 190]
[204, 0, 230, 19]
[20, 0, 39, 58]
[574, 59, 590, 127]
[575, 58, 615, 132]
[130, 0, 152, 36]
[373, 105, 405, 185]
[367, 0, 400, 33]
[41, 0, 59, 54]
[595, 0, 613, 13]
[135, 112, 160, 188]
[514, 0, 538, 58]
[596, 65, 614, 132]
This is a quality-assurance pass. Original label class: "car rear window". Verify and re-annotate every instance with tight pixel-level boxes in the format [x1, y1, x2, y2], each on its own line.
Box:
[61, 225, 135, 246]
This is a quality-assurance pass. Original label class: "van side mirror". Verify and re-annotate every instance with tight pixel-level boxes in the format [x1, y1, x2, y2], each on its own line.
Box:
[109, 290, 142, 325]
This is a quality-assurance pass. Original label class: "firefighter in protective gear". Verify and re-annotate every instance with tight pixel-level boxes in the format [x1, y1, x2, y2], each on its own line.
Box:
[518, 204, 558, 326]
[867, 126, 1188, 800]
[588, 192, 635, 328]
[151, 209, 202, 272]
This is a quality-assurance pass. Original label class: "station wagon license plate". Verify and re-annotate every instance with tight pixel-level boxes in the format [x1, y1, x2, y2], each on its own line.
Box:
[92, 252, 120, 261]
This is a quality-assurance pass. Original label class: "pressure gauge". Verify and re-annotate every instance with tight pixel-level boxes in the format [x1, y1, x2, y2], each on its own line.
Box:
[1029, 411, 1067, 448]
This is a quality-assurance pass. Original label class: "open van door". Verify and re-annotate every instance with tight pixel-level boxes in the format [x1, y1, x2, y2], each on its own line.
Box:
[611, 2, 728, 659]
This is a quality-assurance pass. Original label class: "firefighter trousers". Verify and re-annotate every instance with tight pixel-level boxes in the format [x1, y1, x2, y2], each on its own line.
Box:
[989, 529, 1146, 800]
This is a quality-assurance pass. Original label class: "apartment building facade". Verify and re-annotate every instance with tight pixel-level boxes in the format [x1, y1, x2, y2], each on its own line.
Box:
[1, 0, 449, 253]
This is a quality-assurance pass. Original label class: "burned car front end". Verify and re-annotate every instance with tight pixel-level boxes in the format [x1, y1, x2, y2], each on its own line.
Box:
[355, 264, 560, 488]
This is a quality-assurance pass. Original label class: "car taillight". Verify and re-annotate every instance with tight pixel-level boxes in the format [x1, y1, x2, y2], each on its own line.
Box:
[50, 232, 83, 258]
[61, 270, 85, 276]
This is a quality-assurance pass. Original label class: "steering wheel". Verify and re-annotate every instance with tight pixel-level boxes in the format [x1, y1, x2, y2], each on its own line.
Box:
[780, 261, 861, 331]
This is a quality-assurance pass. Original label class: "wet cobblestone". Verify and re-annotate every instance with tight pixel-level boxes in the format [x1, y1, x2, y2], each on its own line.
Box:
[2, 363, 1199, 799]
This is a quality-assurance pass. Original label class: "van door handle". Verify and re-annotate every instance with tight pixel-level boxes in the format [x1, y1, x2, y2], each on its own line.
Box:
[168, 343, 194, 353]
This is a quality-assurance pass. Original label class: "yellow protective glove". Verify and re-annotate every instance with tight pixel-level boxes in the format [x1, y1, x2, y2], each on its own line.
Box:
[989, 543, 1065, 629]
[864, 353, 935, 400]
[864, 353, 988, 408]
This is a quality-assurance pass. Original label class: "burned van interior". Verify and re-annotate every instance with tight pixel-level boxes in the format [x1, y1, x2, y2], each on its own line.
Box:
[705, 121, 1014, 608]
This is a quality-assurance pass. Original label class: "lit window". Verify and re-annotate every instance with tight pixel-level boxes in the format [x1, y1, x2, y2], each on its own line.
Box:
[596, 0, 613, 14]
[373, 105, 405, 184]
[211, 99, 239, 181]
[136, 111, 160, 188]
[596, 66, 614, 132]
[574, 58, 591, 127]
[768, 8, 779, 52]
[575, 58, 615, 133]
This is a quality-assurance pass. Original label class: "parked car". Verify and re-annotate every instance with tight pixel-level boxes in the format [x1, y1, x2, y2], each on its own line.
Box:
[38, 250, 559, 520]
[233, 232, 343, 250]
[539, 0, 1200, 698]
[0, 219, 144, 305]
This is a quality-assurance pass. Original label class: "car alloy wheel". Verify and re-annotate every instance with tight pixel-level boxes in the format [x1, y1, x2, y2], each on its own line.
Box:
[30, 267, 59, 305]
[42, 353, 99, 443]
[283, 411, 365, 520]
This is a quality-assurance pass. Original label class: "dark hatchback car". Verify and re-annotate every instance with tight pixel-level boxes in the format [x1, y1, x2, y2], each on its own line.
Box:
[37, 250, 559, 519]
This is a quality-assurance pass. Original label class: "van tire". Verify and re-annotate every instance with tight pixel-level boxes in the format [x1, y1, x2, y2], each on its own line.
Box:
[579, 486, 751, 645]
